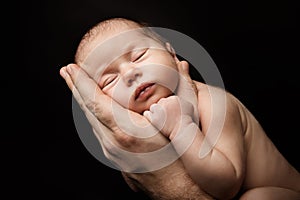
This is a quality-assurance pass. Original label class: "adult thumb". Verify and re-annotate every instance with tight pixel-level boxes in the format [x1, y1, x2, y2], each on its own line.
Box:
[178, 60, 190, 76]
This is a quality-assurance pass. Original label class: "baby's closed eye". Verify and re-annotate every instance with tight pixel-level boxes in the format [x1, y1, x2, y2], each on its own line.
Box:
[101, 74, 118, 88]
[131, 48, 148, 62]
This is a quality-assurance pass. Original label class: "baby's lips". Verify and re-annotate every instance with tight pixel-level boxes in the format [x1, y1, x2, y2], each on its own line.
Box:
[134, 82, 155, 100]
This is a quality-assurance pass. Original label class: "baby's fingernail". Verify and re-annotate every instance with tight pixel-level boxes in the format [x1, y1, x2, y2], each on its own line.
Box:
[143, 111, 152, 121]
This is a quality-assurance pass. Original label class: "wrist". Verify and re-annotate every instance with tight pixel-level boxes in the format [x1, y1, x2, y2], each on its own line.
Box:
[169, 115, 194, 140]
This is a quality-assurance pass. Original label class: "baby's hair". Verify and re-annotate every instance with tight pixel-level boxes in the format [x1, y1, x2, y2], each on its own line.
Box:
[74, 17, 168, 65]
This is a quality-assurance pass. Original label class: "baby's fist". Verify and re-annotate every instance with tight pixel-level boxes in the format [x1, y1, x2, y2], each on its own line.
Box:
[143, 103, 166, 133]
[143, 96, 194, 139]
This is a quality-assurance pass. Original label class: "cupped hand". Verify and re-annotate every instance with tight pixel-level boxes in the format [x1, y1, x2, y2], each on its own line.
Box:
[59, 63, 215, 200]
[60, 64, 176, 173]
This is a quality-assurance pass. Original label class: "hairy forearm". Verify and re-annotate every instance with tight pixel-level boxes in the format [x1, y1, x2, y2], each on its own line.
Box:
[145, 175, 215, 200]
[171, 123, 242, 199]
[124, 160, 214, 200]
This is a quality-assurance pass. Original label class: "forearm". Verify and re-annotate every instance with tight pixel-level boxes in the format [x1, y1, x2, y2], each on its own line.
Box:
[143, 173, 214, 200]
[171, 123, 242, 199]
[125, 159, 214, 200]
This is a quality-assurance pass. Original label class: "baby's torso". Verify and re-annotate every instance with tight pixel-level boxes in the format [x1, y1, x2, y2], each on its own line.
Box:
[195, 81, 299, 193]
[239, 103, 300, 192]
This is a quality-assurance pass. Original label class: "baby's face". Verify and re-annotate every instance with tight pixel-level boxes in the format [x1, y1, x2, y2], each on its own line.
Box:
[82, 28, 179, 114]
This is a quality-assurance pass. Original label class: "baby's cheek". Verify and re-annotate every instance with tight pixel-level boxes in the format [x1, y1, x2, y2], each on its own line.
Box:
[110, 83, 133, 109]
[158, 70, 179, 93]
[112, 91, 129, 109]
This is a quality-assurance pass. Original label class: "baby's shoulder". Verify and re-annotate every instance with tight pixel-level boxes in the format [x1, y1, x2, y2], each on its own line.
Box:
[193, 81, 234, 106]
[193, 80, 246, 127]
[194, 81, 243, 109]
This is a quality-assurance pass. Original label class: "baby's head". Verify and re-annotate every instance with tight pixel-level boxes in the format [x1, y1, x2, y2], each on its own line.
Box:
[75, 17, 180, 114]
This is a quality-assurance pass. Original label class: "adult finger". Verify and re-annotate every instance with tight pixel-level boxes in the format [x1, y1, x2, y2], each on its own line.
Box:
[176, 61, 199, 123]
[64, 63, 119, 128]
[60, 65, 108, 141]
[177, 61, 198, 95]
[60, 64, 128, 159]
[60, 65, 177, 172]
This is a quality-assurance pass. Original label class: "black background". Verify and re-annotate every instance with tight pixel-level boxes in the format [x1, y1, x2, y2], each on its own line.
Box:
[15, 0, 299, 199]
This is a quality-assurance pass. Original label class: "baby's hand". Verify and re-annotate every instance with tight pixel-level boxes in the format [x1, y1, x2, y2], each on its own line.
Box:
[143, 96, 194, 139]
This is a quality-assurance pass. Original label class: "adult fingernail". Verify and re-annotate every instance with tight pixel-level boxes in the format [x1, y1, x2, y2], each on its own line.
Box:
[66, 64, 74, 74]
[60, 67, 67, 78]
[181, 62, 189, 72]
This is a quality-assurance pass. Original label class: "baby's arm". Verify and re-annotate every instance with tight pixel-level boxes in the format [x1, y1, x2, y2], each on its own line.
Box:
[144, 82, 246, 200]
[181, 81, 246, 199]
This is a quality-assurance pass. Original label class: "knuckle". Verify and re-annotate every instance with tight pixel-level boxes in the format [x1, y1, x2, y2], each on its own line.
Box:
[93, 102, 104, 115]
[85, 98, 98, 113]
[150, 103, 163, 113]
[93, 103, 114, 126]
[169, 95, 179, 101]
[148, 109, 164, 128]
[116, 134, 137, 148]
[143, 111, 151, 121]
[102, 140, 118, 158]
[158, 97, 167, 104]
[168, 96, 179, 104]
[150, 103, 157, 112]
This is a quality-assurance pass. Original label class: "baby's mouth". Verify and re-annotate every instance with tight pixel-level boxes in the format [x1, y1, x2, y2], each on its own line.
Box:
[135, 83, 155, 101]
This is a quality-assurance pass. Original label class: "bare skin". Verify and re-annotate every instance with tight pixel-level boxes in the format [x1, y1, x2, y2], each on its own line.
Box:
[60, 18, 300, 199]
[122, 159, 214, 200]
[194, 81, 300, 199]
[143, 76, 300, 199]
[60, 63, 214, 200]
[61, 62, 300, 200]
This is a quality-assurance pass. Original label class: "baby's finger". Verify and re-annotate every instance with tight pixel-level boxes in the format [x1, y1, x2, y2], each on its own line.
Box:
[143, 110, 152, 122]
[150, 103, 160, 113]
[148, 104, 166, 131]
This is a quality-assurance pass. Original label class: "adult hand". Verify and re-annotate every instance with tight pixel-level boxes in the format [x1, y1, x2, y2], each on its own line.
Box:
[122, 159, 214, 200]
[59, 60, 198, 173]
[60, 62, 214, 199]
[175, 60, 199, 122]
[60, 63, 175, 173]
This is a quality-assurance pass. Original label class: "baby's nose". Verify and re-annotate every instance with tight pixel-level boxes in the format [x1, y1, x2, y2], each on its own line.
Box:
[123, 68, 143, 86]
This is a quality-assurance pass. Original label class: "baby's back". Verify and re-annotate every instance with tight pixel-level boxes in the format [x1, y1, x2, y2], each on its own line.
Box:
[238, 101, 300, 192]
